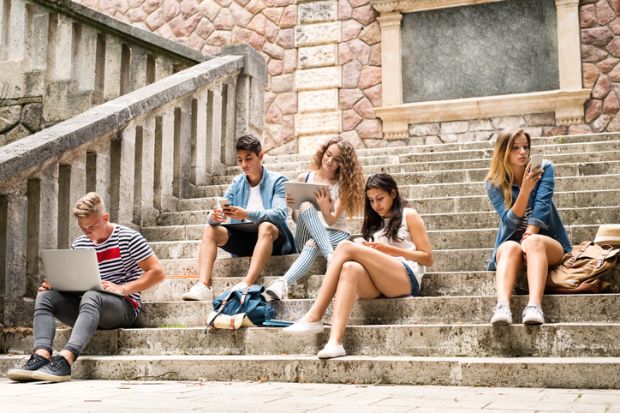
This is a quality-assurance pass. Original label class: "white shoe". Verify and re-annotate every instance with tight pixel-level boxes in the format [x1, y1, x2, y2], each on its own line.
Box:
[182, 282, 213, 301]
[282, 320, 324, 335]
[522, 304, 545, 325]
[490, 302, 513, 326]
[317, 342, 346, 359]
[264, 279, 288, 301]
[230, 281, 248, 291]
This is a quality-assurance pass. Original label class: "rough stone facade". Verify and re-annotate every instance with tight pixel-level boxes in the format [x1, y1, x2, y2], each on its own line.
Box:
[33, 0, 620, 151]
[0, 100, 43, 146]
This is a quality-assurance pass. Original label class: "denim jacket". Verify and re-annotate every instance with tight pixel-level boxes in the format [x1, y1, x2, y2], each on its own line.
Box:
[485, 160, 571, 271]
[210, 166, 296, 255]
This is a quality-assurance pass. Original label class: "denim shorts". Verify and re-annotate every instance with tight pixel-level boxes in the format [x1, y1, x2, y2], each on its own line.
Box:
[402, 262, 420, 296]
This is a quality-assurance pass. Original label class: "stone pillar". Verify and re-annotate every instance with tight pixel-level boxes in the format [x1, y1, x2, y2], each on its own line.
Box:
[155, 109, 175, 211]
[223, 79, 237, 167]
[155, 56, 174, 81]
[193, 89, 208, 186]
[129, 46, 148, 92]
[173, 97, 193, 199]
[67, 155, 86, 242]
[116, 125, 136, 227]
[75, 25, 98, 91]
[554, 0, 584, 124]
[0, 0, 6, 60]
[8, 0, 27, 62]
[103, 35, 122, 100]
[37, 164, 59, 274]
[49, 14, 73, 81]
[206, 84, 225, 174]
[94, 140, 112, 210]
[30, 8, 49, 71]
[234, 75, 251, 139]
[377, 12, 402, 106]
[137, 117, 157, 225]
[294, 0, 341, 154]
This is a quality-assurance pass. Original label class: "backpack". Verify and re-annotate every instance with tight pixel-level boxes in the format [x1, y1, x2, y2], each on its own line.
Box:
[545, 241, 619, 294]
[206, 285, 276, 330]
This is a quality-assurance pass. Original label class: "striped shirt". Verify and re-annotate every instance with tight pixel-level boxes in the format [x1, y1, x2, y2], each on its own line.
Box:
[516, 205, 533, 237]
[72, 224, 153, 314]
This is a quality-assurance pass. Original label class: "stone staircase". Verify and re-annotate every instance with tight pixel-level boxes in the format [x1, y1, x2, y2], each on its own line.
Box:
[2, 132, 620, 388]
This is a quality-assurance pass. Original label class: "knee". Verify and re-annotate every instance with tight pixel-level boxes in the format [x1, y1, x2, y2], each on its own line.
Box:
[340, 261, 364, 283]
[335, 240, 355, 253]
[258, 222, 278, 240]
[521, 235, 545, 254]
[299, 201, 315, 213]
[80, 290, 103, 309]
[304, 239, 317, 248]
[498, 241, 522, 260]
[35, 289, 61, 308]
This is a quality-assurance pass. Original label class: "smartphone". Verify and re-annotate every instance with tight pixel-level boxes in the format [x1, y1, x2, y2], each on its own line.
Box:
[529, 154, 543, 172]
[217, 197, 231, 212]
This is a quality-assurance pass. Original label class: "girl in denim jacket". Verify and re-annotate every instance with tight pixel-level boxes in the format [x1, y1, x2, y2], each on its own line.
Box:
[283, 173, 433, 359]
[264, 138, 365, 300]
[485, 129, 571, 326]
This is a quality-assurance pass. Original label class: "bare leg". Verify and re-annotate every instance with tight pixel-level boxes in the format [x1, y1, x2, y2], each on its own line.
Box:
[242, 222, 279, 286]
[521, 235, 564, 306]
[198, 225, 229, 287]
[495, 241, 524, 303]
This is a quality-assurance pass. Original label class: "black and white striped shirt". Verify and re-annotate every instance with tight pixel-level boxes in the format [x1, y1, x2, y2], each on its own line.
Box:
[72, 224, 153, 314]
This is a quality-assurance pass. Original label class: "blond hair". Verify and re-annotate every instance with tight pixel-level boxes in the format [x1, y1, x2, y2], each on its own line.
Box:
[485, 129, 531, 208]
[310, 137, 365, 218]
[72, 192, 105, 218]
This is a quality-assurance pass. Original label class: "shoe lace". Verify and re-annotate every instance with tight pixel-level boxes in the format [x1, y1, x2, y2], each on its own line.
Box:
[49, 356, 66, 370]
[26, 355, 43, 367]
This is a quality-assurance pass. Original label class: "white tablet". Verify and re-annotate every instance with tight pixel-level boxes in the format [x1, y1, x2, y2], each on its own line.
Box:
[284, 182, 330, 210]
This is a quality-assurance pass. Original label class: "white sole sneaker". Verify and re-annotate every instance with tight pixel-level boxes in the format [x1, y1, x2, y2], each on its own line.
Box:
[282, 320, 324, 335]
[317, 343, 346, 359]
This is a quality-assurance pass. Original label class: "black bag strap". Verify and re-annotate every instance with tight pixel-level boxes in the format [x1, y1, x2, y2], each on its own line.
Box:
[206, 289, 235, 329]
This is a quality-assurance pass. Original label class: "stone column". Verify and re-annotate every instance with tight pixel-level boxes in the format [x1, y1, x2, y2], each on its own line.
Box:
[193, 89, 208, 186]
[173, 97, 193, 199]
[37, 164, 59, 276]
[103, 35, 122, 100]
[67, 155, 86, 242]
[94, 140, 112, 210]
[156, 108, 175, 211]
[234, 75, 251, 139]
[116, 125, 136, 227]
[0, 0, 6, 60]
[31, 8, 49, 71]
[207, 84, 224, 175]
[129, 46, 148, 92]
[223, 79, 237, 167]
[137, 116, 157, 225]
[294, 0, 341, 154]
[75, 25, 98, 91]
[155, 56, 174, 82]
[49, 14, 73, 81]
[377, 12, 402, 106]
[8, 0, 27, 62]
[554, 0, 584, 124]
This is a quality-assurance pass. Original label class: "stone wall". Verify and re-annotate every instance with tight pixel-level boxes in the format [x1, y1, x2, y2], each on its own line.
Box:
[0, 99, 42, 146]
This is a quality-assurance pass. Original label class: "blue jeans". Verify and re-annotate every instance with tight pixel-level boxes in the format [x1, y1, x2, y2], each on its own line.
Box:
[33, 289, 137, 359]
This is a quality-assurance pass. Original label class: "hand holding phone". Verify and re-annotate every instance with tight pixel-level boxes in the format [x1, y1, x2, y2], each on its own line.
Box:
[218, 198, 232, 214]
[529, 154, 543, 172]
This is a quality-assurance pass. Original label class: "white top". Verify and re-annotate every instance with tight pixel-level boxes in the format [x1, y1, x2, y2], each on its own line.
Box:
[246, 185, 264, 212]
[371, 207, 424, 285]
[307, 171, 349, 233]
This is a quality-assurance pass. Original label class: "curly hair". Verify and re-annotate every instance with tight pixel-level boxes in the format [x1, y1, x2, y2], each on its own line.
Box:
[310, 137, 365, 218]
[361, 173, 404, 243]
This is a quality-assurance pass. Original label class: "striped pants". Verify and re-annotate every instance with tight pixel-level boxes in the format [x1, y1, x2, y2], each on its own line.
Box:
[283, 204, 349, 285]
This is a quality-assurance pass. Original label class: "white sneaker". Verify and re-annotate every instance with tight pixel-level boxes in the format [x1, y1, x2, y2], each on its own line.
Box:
[264, 279, 288, 301]
[490, 302, 512, 326]
[181, 282, 213, 301]
[522, 304, 545, 325]
[282, 320, 324, 335]
[230, 281, 248, 291]
[317, 342, 346, 359]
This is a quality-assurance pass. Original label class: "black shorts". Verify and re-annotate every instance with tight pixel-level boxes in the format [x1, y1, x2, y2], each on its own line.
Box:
[221, 224, 287, 257]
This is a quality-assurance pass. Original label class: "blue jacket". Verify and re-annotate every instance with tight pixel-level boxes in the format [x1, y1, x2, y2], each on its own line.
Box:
[485, 160, 571, 271]
[211, 166, 296, 255]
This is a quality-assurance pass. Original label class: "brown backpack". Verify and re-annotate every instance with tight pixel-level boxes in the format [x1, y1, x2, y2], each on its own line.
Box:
[545, 241, 619, 294]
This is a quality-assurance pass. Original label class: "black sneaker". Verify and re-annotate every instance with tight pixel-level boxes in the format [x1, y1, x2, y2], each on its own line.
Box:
[31, 355, 72, 382]
[7, 354, 50, 382]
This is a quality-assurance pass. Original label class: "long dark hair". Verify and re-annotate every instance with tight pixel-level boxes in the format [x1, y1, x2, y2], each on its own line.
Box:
[361, 173, 404, 242]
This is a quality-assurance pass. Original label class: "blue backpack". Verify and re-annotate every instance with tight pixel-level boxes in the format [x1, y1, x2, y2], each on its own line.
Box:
[206, 285, 276, 329]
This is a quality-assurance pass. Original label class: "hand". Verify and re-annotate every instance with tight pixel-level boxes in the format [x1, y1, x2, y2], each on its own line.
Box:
[102, 280, 124, 295]
[38, 279, 51, 292]
[210, 208, 228, 223]
[225, 206, 248, 221]
[362, 241, 393, 255]
[521, 161, 542, 194]
[315, 187, 333, 213]
[286, 193, 296, 209]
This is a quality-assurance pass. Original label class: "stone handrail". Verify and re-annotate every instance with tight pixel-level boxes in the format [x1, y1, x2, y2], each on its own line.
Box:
[0, 47, 266, 326]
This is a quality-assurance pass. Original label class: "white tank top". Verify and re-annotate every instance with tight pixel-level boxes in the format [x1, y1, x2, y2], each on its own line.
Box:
[371, 207, 424, 283]
[306, 171, 349, 233]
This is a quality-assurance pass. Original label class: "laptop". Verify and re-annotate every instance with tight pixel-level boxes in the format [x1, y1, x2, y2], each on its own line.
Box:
[41, 249, 121, 295]
[222, 220, 259, 232]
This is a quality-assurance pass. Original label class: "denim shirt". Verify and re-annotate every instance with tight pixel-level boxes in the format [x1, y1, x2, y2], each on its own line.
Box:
[210, 166, 296, 255]
[485, 160, 571, 271]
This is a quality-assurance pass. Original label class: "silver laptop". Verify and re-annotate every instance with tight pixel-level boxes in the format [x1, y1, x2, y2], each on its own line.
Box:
[41, 249, 119, 294]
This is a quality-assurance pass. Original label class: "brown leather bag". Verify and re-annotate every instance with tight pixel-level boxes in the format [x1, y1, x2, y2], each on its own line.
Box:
[545, 241, 619, 294]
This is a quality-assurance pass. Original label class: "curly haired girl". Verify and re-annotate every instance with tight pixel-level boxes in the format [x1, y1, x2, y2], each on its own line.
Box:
[264, 138, 365, 300]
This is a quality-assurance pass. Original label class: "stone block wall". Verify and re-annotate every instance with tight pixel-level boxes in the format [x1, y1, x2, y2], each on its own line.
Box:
[0, 99, 43, 146]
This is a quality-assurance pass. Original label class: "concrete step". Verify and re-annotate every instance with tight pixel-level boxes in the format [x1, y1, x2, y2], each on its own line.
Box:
[4, 323, 619, 358]
[262, 133, 620, 164]
[174, 189, 620, 217]
[192, 173, 620, 198]
[134, 294, 620, 327]
[1, 354, 618, 388]
[257, 150, 620, 175]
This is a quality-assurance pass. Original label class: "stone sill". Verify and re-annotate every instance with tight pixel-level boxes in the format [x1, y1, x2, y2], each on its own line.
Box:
[371, 0, 507, 13]
[374, 89, 591, 139]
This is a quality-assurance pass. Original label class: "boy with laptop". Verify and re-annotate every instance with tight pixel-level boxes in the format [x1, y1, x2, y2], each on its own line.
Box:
[182, 134, 295, 301]
[7, 192, 165, 382]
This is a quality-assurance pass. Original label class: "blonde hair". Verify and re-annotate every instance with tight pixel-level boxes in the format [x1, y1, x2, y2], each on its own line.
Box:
[485, 129, 531, 208]
[310, 137, 365, 218]
[72, 192, 105, 218]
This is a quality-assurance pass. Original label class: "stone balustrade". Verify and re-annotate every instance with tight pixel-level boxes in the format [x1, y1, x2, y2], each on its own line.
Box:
[0, 46, 266, 327]
[0, 0, 206, 146]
